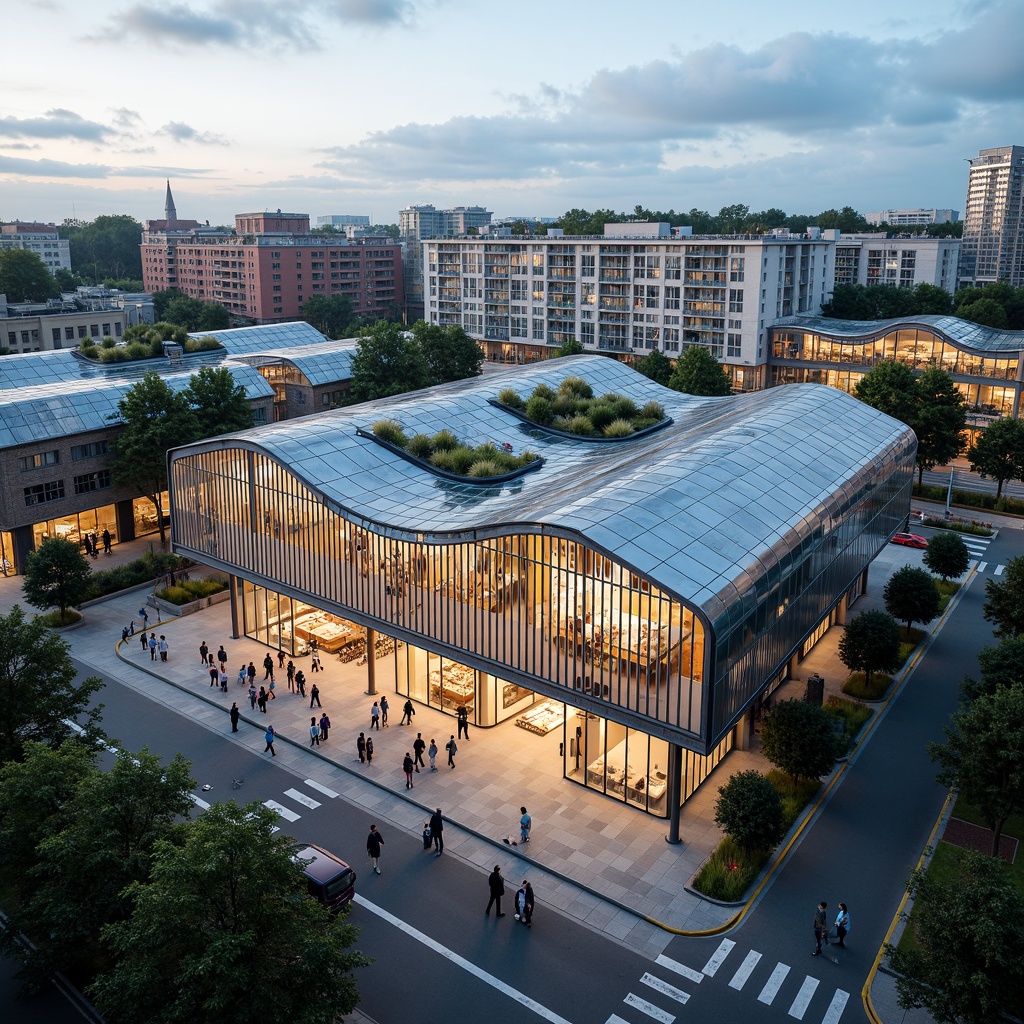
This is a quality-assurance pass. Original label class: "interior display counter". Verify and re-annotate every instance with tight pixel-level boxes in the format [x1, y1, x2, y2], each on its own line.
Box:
[294, 611, 356, 652]
[586, 739, 667, 808]
[428, 662, 475, 708]
[515, 699, 564, 735]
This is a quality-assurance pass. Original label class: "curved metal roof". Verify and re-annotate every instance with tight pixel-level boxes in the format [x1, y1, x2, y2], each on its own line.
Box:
[772, 314, 1024, 354]
[175, 356, 914, 623]
[231, 338, 357, 386]
[188, 321, 328, 352]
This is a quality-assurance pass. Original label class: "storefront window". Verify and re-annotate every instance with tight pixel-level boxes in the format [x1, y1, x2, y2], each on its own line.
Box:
[31, 503, 117, 553]
[0, 531, 13, 575]
[133, 493, 168, 536]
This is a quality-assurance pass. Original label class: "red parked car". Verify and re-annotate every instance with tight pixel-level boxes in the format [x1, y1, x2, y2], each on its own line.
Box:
[891, 532, 928, 549]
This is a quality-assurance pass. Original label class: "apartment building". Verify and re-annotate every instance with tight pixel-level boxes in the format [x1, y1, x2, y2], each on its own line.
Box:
[833, 235, 960, 293]
[0, 222, 71, 271]
[865, 209, 958, 227]
[959, 145, 1024, 288]
[423, 224, 834, 391]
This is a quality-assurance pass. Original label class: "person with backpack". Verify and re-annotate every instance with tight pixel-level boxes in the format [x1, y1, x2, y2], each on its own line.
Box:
[403, 752, 415, 789]
[445, 734, 457, 769]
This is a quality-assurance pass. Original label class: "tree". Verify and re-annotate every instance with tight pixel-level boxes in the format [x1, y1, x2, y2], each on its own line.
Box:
[301, 294, 357, 338]
[760, 699, 839, 785]
[348, 321, 433, 402]
[556, 338, 585, 357]
[967, 417, 1024, 497]
[913, 367, 966, 483]
[186, 366, 253, 437]
[883, 565, 941, 633]
[923, 531, 969, 582]
[21, 537, 92, 624]
[634, 349, 673, 386]
[162, 295, 230, 332]
[931, 683, 1024, 857]
[109, 372, 199, 543]
[0, 249, 60, 302]
[963, 635, 1024, 701]
[90, 802, 370, 1024]
[713, 770, 784, 851]
[885, 851, 1024, 1024]
[410, 319, 483, 382]
[667, 346, 731, 396]
[0, 606, 103, 764]
[60, 214, 144, 281]
[852, 359, 918, 425]
[957, 297, 1009, 329]
[912, 283, 954, 316]
[982, 555, 1024, 638]
[837, 610, 901, 687]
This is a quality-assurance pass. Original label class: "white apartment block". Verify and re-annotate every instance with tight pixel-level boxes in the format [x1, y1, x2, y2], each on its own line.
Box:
[0, 222, 71, 271]
[424, 225, 834, 392]
[959, 144, 1024, 288]
[834, 235, 960, 293]
[865, 209, 958, 227]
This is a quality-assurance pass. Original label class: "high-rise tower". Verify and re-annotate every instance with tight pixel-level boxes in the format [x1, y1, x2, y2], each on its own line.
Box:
[958, 145, 1024, 288]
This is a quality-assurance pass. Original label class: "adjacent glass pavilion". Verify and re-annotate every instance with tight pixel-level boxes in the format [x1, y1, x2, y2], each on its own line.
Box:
[168, 356, 915, 830]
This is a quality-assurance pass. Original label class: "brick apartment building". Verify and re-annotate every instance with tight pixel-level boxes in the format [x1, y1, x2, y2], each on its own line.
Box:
[141, 185, 403, 326]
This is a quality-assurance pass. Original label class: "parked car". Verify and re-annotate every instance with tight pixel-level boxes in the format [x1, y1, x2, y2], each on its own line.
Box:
[294, 844, 356, 910]
[891, 532, 928, 549]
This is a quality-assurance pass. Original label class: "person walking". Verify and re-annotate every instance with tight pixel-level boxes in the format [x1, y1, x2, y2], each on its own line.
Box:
[286, 660, 295, 693]
[158, 635, 169, 662]
[101, 529, 112, 555]
[428, 738, 438, 771]
[263, 652, 274, 680]
[310, 649, 321, 673]
[209, 664, 220, 687]
[247, 661, 257, 686]
[219, 668, 229, 692]
[812, 901, 828, 956]
[237, 664, 248, 687]
[264, 724, 276, 757]
[148, 633, 157, 660]
[200, 641, 210, 666]
[366, 824, 384, 874]
[139, 606, 150, 632]
[400, 698, 415, 726]
[88, 533, 98, 559]
[319, 712, 330, 742]
[277, 650, 285, 670]
[403, 752, 415, 789]
[457, 704, 469, 740]
[445, 734, 457, 768]
[357, 732, 366, 763]
[370, 701, 380, 730]
[217, 644, 227, 670]
[379, 694, 390, 727]
[413, 733, 426, 772]
[295, 669, 306, 698]
[229, 702, 240, 733]
[257, 686, 268, 713]
[429, 808, 444, 856]
[365, 736, 374, 763]
[309, 682, 321, 708]
[309, 717, 320, 746]
[522, 880, 535, 927]
[268, 677, 277, 700]
[834, 903, 850, 948]
[248, 682, 257, 711]
[519, 807, 532, 844]
[141, 630, 150, 655]
[485, 865, 505, 917]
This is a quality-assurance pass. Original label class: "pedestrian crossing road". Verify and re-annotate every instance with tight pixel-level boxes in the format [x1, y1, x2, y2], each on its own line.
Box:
[607, 937, 850, 1024]
[962, 534, 1004, 576]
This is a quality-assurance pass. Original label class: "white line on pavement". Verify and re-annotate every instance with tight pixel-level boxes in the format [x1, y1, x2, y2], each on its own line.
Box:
[654, 954, 703, 984]
[263, 799, 300, 822]
[820, 988, 849, 1024]
[977, 561, 988, 572]
[604, 1017, 631, 1024]
[191, 795, 211, 810]
[728, 949, 762, 990]
[304, 779, 339, 798]
[640, 973, 690, 1005]
[284, 788, 321, 809]
[757, 963, 790, 1005]
[702, 937, 735, 976]
[623, 992, 674, 1023]
[787, 976, 819, 1019]
[353, 894, 575, 1024]
[995, 564, 1005, 575]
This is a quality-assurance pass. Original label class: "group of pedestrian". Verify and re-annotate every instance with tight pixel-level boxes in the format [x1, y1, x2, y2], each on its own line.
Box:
[309, 714, 331, 745]
[812, 901, 851, 956]
[140, 632, 169, 661]
[82, 530, 111, 558]
[356, 732, 375, 763]
[484, 865, 536, 927]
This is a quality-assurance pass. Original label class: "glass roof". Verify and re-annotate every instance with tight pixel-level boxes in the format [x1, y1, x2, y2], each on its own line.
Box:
[189, 321, 328, 352]
[773, 313, 1024, 353]
[175, 356, 915, 621]
[232, 338, 357, 386]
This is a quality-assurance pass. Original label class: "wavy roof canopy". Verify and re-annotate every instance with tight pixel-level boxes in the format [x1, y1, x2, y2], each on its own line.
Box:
[230, 338, 358, 386]
[187, 321, 328, 352]
[773, 314, 1024, 353]
[177, 356, 914, 625]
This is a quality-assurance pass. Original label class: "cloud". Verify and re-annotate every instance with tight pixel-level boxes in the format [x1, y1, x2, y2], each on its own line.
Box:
[0, 155, 112, 178]
[0, 109, 113, 142]
[160, 121, 228, 145]
[111, 107, 143, 128]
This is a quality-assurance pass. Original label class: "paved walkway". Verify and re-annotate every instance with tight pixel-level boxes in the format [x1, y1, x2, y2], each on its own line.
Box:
[2, 512, 1016, 1021]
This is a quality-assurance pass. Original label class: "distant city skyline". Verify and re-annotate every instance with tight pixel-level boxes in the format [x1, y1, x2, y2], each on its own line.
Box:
[1, 0, 1021, 226]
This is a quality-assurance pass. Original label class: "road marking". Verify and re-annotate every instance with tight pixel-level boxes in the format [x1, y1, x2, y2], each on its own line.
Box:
[788, 976, 819, 1019]
[304, 779, 339, 798]
[623, 992, 674, 1022]
[640, 973, 689, 1005]
[284, 788, 322, 809]
[264, 799, 300, 822]
[654, 955, 703, 984]
[728, 949, 762, 990]
[604, 1017, 631, 1024]
[702, 937, 735, 976]
[820, 989, 850, 1024]
[977, 561, 988, 572]
[191, 795, 211, 810]
[757, 963, 790, 1005]
[995, 564, 1005, 575]
[353, 894, 574, 1024]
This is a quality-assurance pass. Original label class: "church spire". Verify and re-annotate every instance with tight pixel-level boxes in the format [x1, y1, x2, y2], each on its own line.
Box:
[164, 180, 177, 223]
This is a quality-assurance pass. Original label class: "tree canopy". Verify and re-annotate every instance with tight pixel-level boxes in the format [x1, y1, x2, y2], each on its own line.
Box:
[348, 320, 433, 402]
[60, 214, 144, 281]
[713, 770, 784, 851]
[822, 282, 954, 320]
[952, 282, 1024, 330]
[301, 294, 359, 339]
[410, 319, 484, 383]
[883, 565, 941, 633]
[837, 609, 901, 686]
[982, 555, 1024, 638]
[0, 248, 60, 302]
[963, 635, 1024, 702]
[760, 699, 839, 785]
[667, 346, 731, 396]
[21, 536, 92, 623]
[185, 366, 253, 437]
[161, 294, 231, 332]
[634, 348, 673, 386]
[967, 417, 1024, 497]
[922, 531, 969, 582]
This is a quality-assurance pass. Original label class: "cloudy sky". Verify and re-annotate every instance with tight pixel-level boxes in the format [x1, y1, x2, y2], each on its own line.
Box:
[1, 0, 1021, 226]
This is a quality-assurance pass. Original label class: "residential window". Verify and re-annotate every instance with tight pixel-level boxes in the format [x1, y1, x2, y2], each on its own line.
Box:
[581, 321, 595, 344]
[65, 327, 75, 340]
[532, 319, 544, 340]
[729, 289, 744, 313]
[52, 328, 61, 343]
[78, 326, 87, 338]
[581, 255, 595, 277]
[730, 257, 745, 282]
[90, 324, 100, 337]
[24, 480, 65, 506]
[727, 333, 742, 358]
[71, 441, 109, 460]
[19, 450, 59, 471]
[664, 286, 681, 310]
[666, 256, 681, 280]
[73, 470, 111, 494]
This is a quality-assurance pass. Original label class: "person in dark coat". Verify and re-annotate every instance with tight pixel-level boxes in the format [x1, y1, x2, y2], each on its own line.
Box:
[413, 733, 426, 772]
[485, 865, 505, 917]
[366, 824, 384, 874]
[521, 880, 535, 927]
[365, 736, 374, 763]
[257, 686, 268, 713]
[319, 713, 330, 742]
[309, 682, 321, 708]
[400, 698, 415, 726]
[229, 702, 240, 733]
[263, 652, 275, 680]
[403, 752, 415, 789]
[357, 732, 366, 763]
[295, 669, 306, 698]
[429, 808, 444, 856]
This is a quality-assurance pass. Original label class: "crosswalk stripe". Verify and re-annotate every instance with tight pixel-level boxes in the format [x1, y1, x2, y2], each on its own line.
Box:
[654, 954, 703, 984]
[604, 1016, 631, 1024]
[821, 989, 850, 1024]
[757, 963, 790, 1005]
[191, 795, 211, 810]
[995, 564, 1005, 575]
[264, 799, 300, 822]
[623, 992, 674, 1022]
[702, 937, 735, 976]
[788, 976, 819, 1019]
[284, 788, 322, 809]
[728, 950, 762, 990]
[304, 779, 339, 798]
[640, 973, 690, 1005]
[977, 561, 988, 572]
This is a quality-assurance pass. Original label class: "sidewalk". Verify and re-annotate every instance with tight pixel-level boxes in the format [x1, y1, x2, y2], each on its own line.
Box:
[1, 517, 1012, 1006]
